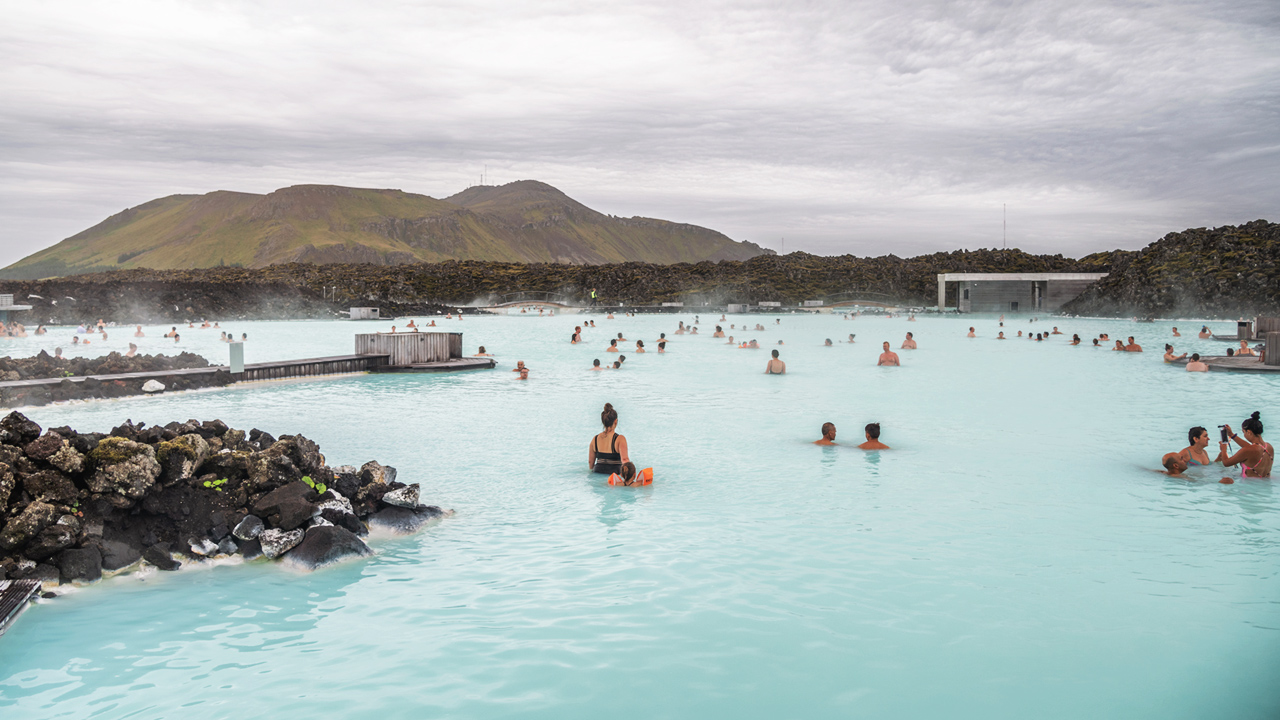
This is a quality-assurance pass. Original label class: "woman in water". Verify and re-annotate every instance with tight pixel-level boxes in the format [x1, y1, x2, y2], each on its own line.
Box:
[1113, 340, 1126, 351]
[1163, 344, 1186, 362]
[635, 340, 646, 353]
[1218, 412, 1273, 478]
[658, 341, 666, 353]
[844, 334, 856, 343]
[1181, 427, 1212, 467]
[589, 403, 630, 475]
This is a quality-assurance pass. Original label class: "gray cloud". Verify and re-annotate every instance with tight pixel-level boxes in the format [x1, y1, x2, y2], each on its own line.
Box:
[1, 0, 1277, 266]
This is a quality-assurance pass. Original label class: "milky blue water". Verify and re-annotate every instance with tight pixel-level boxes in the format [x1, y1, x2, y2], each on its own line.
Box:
[1, 313, 1278, 719]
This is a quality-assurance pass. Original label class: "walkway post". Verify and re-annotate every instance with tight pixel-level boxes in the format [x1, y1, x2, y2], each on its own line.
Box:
[936, 275, 946, 312]
[229, 342, 244, 374]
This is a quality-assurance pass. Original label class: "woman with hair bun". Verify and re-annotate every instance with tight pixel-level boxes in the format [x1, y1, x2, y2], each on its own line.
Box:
[1218, 412, 1273, 478]
[588, 403, 630, 475]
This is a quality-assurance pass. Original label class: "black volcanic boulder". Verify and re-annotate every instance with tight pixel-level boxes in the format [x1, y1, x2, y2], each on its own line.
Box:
[252, 481, 317, 531]
[368, 505, 447, 534]
[143, 542, 181, 571]
[24, 522, 78, 561]
[22, 470, 79, 505]
[0, 500, 58, 551]
[284, 525, 372, 570]
[97, 539, 142, 571]
[58, 546, 103, 583]
[0, 462, 14, 507]
[23, 431, 65, 460]
[0, 411, 41, 446]
[88, 437, 162, 498]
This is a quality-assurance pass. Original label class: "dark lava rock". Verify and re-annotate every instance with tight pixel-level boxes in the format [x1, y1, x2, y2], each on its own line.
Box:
[232, 514, 264, 541]
[98, 539, 143, 571]
[320, 507, 366, 536]
[0, 500, 58, 551]
[217, 537, 238, 556]
[330, 466, 360, 498]
[22, 470, 78, 505]
[0, 411, 42, 446]
[58, 546, 103, 583]
[284, 526, 372, 570]
[252, 481, 316, 531]
[143, 543, 181, 571]
[23, 563, 61, 585]
[23, 431, 65, 460]
[258, 528, 304, 559]
[238, 537, 262, 560]
[368, 505, 446, 534]
[24, 524, 78, 560]
[359, 460, 396, 486]
[88, 437, 162, 498]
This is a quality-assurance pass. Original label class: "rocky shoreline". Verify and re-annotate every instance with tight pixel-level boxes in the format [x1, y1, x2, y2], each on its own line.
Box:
[0, 412, 448, 590]
[0, 351, 233, 408]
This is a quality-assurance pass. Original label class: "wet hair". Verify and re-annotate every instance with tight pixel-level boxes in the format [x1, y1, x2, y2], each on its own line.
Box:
[1242, 412, 1264, 437]
[865, 423, 880, 439]
[1227, 348, 1234, 356]
[601, 403, 617, 429]
[658, 341, 665, 349]
[1189, 426, 1207, 445]
[620, 461, 636, 481]
[478, 346, 486, 353]
[609, 339, 617, 346]
[612, 361, 621, 368]
[636, 340, 644, 348]
[771, 349, 779, 358]
[617, 333, 624, 339]
[821, 422, 835, 437]
[1190, 353, 1200, 360]
[593, 359, 600, 367]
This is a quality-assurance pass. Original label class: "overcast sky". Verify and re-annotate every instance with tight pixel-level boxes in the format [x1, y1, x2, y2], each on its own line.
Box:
[1, 0, 1277, 266]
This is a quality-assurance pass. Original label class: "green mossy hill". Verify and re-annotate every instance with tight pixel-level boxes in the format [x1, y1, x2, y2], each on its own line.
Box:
[4, 248, 1106, 324]
[1, 181, 770, 279]
[1062, 220, 1280, 317]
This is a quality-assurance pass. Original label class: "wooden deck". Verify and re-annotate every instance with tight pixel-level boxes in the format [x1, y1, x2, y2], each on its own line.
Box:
[0, 579, 40, 637]
[1172, 356, 1279, 373]
[370, 357, 496, 373]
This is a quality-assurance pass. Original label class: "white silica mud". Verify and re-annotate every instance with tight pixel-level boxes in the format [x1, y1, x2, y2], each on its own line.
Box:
[1, 313, 1278, 720]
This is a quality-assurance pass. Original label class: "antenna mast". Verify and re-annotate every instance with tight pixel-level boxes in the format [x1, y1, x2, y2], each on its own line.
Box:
[1003, 204, 1007, 249]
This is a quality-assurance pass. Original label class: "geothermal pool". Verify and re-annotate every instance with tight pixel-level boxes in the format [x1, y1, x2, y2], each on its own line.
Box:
[1, 313, 1278, 719]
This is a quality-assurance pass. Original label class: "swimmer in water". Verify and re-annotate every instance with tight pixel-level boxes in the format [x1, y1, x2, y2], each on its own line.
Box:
[726, 335, 735, 345]
[877, 342, 900, 366]
[997, 332, 1006, 340]
[512, 361, 527, 373]
[1035, 333, 1043, 341]
[591, 359, 604, 370]
[824, 338, 833, 346]
[518, 367, 529, 380]
[1070, 334, 1081, 345]
[1160, 452, 1188, 477]
[612, 360, 622, 368]
[134, 325, 145, 337]
[476, 346, 492, 357]
[748, 339, 759, 349]
[1186, 353, 1208, 372]
[1172, 327, 1181, 337]
[1198, 326, 1211, 338]
[1218, 413, 1272, 478]
[656, 332, 669, 344]
[1125, 337, 1142, 352]
[814, 422, 837, 446]
[765, 349, 786, 374]
[901, 332, 916, 349]
[1092, 338, 1100, 346]
[1051, 327, 1062, 335]
[635, 340, 646, 353]
[173, 334, 180, 343]
[658, 341, 666, 353]
[1017, 331, 1023, 337]
[858, 423, 889, 450]
[713, 326, 725, 338]
[1237, 340, 1255, 356]
[616, 332, 628, 342]
[844, 334, 856, 343]
[125, 342, 137, 357]
[1181, 426, 1212, 467]
[1163, 344, 1185, 363]
[589, 403, 630, 475]
[967, 327, 975, 338]
[607, 339, 619, 352]
[1113, 340, 1126, 351]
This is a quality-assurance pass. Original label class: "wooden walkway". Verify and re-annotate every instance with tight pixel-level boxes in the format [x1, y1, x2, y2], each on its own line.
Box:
[0, 579, 40, 637]
[0, 352, 496, 396]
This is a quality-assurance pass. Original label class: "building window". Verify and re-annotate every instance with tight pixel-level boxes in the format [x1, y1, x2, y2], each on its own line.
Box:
[1010, 301, 1019, 312]
[962, 288, 970, 300]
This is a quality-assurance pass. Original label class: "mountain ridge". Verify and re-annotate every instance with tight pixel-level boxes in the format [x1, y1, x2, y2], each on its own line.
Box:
[2, 180, 771, 279]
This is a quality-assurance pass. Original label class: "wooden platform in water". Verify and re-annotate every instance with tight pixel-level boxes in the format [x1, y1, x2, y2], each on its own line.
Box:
[0, 579, 40, 637]
[1172, 356, 1279, 373]
[370, 357, 496, 373]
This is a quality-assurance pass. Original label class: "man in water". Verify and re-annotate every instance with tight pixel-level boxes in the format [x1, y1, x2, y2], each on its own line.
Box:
[1198, 326, 1211, 338]
[591, 359, 604, 370]
[1051, 327, 1063, 335]
[1172, 327, 1181, 337]
[1160, 452, 1187, 477]
[814, 422, 837, 446]
[1163, 345, 1186, 363]
[1125, 336, 1143, 352]
[1186, 353, 1208, 372]
[967, 327, 976, 337]
[765, 349, 786, 374]
[878, 342, 900, 366]
[858, 423, 890, 450]
[901, 332, 916, 349]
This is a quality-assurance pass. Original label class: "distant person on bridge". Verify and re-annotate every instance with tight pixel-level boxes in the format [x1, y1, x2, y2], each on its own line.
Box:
[590, 288, 598, 306]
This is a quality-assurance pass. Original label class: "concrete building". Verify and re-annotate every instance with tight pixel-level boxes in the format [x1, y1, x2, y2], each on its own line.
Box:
[936, 273, 1107, 313]
[0, 294, 33, 323]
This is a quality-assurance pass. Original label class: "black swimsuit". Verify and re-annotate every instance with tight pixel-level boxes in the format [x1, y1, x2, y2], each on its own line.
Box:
[593, 433, 623, 474]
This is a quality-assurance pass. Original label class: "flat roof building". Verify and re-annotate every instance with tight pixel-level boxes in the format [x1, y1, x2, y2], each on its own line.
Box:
[936, 273, 1108, 313]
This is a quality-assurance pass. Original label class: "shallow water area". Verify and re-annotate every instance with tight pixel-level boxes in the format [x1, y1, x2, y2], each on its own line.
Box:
[1, 313, 1278, 719]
